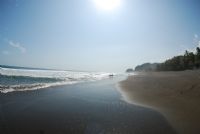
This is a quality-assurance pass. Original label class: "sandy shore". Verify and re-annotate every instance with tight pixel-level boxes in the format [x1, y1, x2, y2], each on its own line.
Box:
[119, 70, 200, 134]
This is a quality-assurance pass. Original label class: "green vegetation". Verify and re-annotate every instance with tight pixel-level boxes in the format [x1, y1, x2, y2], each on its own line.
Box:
[134, 47, 200, 72]
[157, 47, 200, 71]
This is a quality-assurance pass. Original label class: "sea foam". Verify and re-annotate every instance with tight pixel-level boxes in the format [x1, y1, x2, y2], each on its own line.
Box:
[0, 67, 114, 93]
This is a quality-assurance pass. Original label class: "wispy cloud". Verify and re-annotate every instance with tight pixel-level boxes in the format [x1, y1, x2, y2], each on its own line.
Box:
[9, 41, 26, 53]
[2, 50, 10, 55]
[193, 34, 199, 46]
[194, 34, 198, 38]
[180, 34, 200, 54]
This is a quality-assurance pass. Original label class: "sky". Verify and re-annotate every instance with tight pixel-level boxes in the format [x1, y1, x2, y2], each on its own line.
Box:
[0, 0, 200, 72]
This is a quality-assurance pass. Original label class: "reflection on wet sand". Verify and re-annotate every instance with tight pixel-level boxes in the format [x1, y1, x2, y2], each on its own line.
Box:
[0, 77, 176, 134]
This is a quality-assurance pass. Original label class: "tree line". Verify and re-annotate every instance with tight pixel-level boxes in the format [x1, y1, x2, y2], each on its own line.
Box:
[157, 47, 200, 71]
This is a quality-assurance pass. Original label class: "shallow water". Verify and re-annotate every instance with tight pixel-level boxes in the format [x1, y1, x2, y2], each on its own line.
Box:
[0, 77, 177, 134]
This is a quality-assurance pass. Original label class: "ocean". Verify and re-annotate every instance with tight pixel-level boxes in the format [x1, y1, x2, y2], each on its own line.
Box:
[0, 66, 113, 93]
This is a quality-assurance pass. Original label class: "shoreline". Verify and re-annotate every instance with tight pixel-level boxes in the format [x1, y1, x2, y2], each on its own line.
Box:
[0, 77, 177, 134]
[119, 70, 200, 134]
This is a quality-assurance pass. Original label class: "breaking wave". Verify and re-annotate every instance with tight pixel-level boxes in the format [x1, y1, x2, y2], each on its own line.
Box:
[0, 67, 114, 93]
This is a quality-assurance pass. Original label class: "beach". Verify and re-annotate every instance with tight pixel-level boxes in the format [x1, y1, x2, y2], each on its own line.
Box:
[119, 70, 200, 134]
[0, 77, 176, 134]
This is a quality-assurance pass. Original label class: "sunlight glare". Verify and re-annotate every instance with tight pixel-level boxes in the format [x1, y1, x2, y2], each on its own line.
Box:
[93, 0, 121, 11]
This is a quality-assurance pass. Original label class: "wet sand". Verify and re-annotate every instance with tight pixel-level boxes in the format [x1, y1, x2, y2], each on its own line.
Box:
[0, 77, 176, 134]
[119, 71, 200, 134]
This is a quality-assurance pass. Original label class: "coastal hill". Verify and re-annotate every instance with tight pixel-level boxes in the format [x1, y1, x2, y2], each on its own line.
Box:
[126, 68, 134, 73]
[135, 63, 158, 71]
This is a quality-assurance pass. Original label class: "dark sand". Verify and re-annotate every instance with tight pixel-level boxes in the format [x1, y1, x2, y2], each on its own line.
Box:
[0, 77, 176, 134]
[120, 71, 200, 134]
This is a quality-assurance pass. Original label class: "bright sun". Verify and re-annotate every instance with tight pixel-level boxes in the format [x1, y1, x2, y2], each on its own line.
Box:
[93, 0, 121, 11]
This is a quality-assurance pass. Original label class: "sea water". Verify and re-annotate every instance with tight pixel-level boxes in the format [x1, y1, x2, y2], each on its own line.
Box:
[0, 66, 113, 93]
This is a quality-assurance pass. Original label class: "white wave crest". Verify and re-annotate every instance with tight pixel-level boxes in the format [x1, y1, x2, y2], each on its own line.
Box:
[0, 81, 77, 93]
[0, 67, 115, 93]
